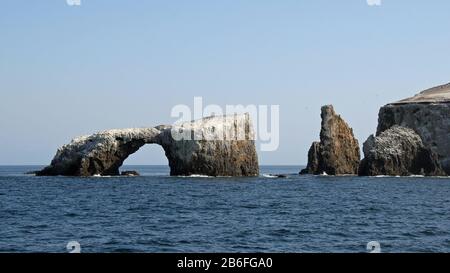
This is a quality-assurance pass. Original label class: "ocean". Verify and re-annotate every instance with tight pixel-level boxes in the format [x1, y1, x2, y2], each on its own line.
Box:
[1, 165, 450, 253]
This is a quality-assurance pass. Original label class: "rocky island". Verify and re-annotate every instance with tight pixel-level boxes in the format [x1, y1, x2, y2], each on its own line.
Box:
[360, 82, 450, 176]
[36, 114, 259, 177]
[301, 83, 450, 177]
[36, 83, 450, 178]
[300, 105, 360, 175]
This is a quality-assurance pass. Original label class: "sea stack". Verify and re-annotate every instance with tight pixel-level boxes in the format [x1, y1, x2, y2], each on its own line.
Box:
[300, 105, 360, 175]
[374, 82, 450, 174]
[36, 114, 259, 177]
[358, 126, 444, 176]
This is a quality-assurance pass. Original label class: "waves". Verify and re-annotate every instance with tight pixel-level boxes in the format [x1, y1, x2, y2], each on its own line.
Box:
[2, 165, 450, 252]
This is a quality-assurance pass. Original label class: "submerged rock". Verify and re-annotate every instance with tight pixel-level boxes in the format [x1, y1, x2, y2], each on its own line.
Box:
[36, 114, 259, 177]
[300, 105, 360, 175]
[270, 174, 288, 178]
[121, 171, 140, 176]
[376, 82, 450, 174]
[359, 126, 445, 176]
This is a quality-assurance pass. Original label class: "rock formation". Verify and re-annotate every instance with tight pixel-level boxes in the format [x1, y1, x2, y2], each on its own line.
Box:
[300, 142, 321, 175]
[36, 128, 161, 176]
[376, 82, 450, 174]
[300, 105, 360, 175]
[158, 114, 259, 177]
[358, 126, 444, 176]
[36, 114, 259, 177]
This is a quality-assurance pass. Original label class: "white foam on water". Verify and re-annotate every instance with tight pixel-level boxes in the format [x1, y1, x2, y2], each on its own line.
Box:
[262, 174, 278, 178]
[92, 174, 113, 178]
[178, 174, 212, 178]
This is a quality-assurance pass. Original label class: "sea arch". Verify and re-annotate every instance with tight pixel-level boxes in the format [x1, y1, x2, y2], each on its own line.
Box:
[36, 114, 260, 177]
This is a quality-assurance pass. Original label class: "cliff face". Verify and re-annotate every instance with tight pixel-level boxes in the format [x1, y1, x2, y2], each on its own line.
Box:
[377, 83, 450, 174]
[37, 114, 259, 177]
[301, 105, 360, 175]
[159, 114, 259, 177]
[359, 126, 444, 176]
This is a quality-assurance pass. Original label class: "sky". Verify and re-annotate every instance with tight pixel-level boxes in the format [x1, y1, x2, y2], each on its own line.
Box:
[1, 0, 450, 166]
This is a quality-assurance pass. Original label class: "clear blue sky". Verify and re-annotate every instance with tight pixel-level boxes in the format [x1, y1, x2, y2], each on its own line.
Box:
[1, 0, 449, 165]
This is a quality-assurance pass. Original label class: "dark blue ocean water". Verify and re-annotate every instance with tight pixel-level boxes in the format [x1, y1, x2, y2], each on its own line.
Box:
[1, 165, 450, 253]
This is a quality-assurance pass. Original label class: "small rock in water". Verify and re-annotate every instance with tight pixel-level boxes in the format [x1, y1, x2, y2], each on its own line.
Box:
[271, 174, 287, 178]
[121, 171, 140, 177]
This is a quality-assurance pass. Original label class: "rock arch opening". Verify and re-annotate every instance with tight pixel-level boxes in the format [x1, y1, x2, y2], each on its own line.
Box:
[119, 144, 169, 175]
